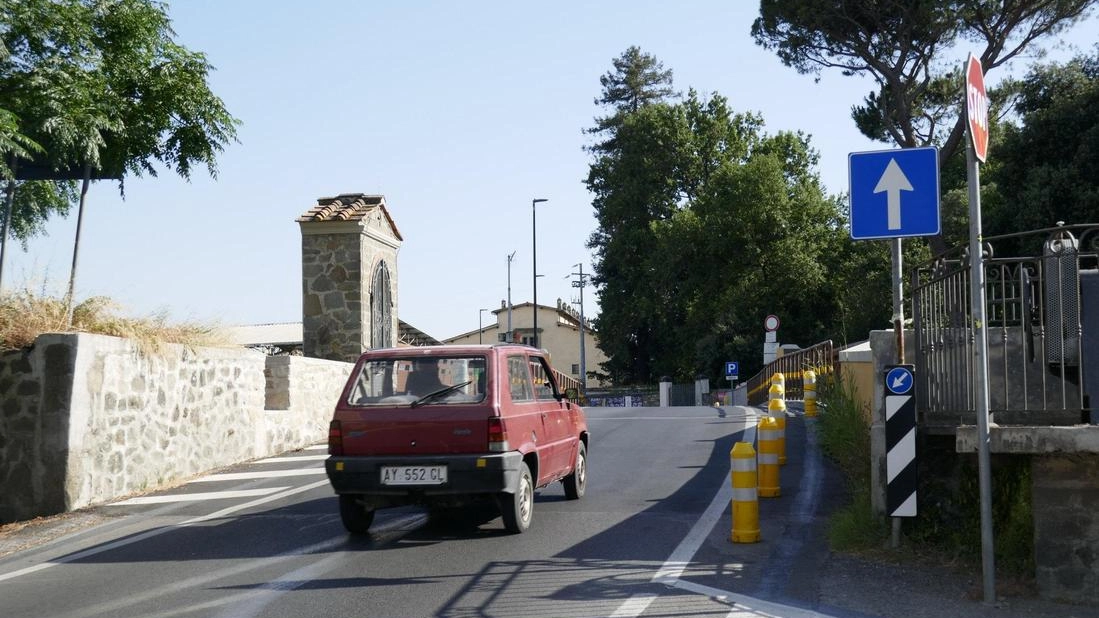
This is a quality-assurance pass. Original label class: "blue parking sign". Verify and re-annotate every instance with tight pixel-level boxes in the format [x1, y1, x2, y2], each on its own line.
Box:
[725, 361, 739, 378]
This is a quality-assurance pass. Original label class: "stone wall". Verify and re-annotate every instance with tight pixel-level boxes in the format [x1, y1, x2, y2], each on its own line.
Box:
[263, 355, 353, 450]
[0, 333, 352, 523]
[1032, 455, 1099, 603]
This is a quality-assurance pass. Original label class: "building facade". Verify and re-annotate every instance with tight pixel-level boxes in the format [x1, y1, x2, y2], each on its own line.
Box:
[442, 300, 608, 388]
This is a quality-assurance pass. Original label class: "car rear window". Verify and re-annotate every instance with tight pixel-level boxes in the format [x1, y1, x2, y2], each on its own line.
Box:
[347, 355, 488, 406]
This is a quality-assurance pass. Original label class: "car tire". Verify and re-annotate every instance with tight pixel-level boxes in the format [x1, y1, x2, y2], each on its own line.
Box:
[499, 462, 533, 534]
[339, 494, 375, 535]
[563, 441, 587, 500]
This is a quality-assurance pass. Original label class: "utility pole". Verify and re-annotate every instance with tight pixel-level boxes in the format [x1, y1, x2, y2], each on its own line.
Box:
[570, 263, 590, 391]
[507, 251, 516, 342]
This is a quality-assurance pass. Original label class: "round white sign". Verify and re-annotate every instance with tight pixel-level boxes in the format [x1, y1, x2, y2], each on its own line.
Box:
[764, 315, 780, 332]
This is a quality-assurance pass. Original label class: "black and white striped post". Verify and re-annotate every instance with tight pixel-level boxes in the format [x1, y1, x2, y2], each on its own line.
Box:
[885, 365, 917, 535]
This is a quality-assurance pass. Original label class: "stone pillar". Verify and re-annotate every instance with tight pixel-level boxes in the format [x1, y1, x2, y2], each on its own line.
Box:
[297, 194, 402, 363]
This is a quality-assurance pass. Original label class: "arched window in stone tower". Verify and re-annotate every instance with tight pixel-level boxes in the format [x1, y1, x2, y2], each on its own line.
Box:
[370, 261, 393, 349]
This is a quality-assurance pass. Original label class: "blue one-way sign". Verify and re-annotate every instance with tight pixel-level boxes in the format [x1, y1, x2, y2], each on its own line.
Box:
[849, 147, 940, 240]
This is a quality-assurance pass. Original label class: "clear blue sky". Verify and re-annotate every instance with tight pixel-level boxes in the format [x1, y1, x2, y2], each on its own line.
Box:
[5, 2, 1096, 341]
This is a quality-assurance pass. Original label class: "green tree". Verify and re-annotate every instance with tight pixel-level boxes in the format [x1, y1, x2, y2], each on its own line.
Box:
[0, 0, 240, 299]
[586, 47, 851, 383]
[752, 0, 1096, 252]
[984, 48, 1099, 235]
[585, 47, 680, 383]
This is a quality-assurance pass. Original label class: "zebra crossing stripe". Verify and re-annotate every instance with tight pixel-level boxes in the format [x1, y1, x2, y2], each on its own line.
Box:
[885, 366, 918, 518]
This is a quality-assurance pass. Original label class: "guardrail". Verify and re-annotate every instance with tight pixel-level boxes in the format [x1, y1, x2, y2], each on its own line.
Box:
[745, 340, 838, 406]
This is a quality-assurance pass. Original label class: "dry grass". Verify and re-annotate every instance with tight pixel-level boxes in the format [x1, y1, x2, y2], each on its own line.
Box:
[0, 289, 228, 352]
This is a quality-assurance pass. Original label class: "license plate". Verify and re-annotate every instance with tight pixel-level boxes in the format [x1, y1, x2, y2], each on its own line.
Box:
[380, 465, 448, 486]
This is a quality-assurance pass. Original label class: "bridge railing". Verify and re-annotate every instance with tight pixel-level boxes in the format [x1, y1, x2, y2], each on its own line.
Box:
[745, 340, 838, 406]
[553, 369, 583, 404]
[912, 223, 1096, 427]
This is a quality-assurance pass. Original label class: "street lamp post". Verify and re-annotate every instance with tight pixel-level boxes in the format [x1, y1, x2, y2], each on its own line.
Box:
[507, 251, 516, 342]
[531, 198, 547, 348]
[479, 308, 490, 344]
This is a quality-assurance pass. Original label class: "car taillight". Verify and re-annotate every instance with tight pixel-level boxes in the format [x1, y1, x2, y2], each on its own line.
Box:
[488, 417, 509, 452]
[328, 420, 343, 456]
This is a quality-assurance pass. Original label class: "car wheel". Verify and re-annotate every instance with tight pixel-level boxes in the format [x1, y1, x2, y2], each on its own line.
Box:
[500, 462, 533, 534]
[339, 494, 375, 535]
[563, 441, 587, 500]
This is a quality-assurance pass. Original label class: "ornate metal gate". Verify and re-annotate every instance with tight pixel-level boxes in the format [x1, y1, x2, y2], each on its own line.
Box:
[911, 225, 1097, 428]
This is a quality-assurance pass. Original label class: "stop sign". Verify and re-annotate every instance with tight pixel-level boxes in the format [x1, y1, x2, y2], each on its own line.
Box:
[966, 54, 990, 162]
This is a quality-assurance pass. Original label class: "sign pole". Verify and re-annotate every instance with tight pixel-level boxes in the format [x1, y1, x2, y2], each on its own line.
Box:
[890, 237, 904, 547]
[968, 135, 996, 604]
[966, 53, 996, 604]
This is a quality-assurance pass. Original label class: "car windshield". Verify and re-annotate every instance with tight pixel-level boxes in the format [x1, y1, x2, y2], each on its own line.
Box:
[347, 355, 488, 406]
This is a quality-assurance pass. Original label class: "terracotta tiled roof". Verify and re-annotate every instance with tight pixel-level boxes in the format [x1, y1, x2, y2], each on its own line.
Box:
[296, 193, 403, 240]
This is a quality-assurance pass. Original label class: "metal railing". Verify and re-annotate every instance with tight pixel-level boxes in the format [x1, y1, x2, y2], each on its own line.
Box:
[911, 224, 1096, 427]
[552, 369, 583, 404]
[746, 340, 838, 405]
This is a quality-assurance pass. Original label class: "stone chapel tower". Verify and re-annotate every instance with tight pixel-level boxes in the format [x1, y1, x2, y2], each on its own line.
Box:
[296, 194, 402, 362]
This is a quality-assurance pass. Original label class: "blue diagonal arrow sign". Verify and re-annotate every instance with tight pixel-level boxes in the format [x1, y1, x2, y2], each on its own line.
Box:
[849, 147, 940, 240]
[886, 366, 914, 395]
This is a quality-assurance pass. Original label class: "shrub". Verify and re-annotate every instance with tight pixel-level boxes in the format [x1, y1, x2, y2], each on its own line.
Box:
[0, 289, 225, 352]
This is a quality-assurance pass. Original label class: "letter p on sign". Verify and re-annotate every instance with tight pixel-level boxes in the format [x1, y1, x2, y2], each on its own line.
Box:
[966, 54, 990, 162]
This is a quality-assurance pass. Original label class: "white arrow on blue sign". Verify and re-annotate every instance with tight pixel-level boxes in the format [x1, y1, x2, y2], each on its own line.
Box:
[725, 361, 739, 378]
[849, 147, 940, 240]
[886, 366, 914, 395]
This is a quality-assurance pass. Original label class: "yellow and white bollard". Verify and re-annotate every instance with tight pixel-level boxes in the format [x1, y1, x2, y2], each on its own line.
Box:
[730, 442, 760, 543]
[804, 369, 818, 417]
[768, 395, 787, 465]
[757, 416, 781, 497]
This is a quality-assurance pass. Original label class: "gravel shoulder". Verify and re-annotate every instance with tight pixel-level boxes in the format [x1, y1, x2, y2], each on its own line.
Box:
[819, 551, 1096, 618]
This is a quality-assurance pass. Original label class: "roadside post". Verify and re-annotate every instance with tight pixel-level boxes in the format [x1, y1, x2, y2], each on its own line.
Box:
[804, 370, 818, 417]
[730, 442, 760, 543]
[965, 52, 996, 604]
[884, 366, 918, 523]
[768, 373, 786, 465]
[757, 416, 781, 498]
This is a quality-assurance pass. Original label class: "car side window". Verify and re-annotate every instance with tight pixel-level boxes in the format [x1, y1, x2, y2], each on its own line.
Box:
[507, 355, 534, 402]
[529, 357, 557, 401]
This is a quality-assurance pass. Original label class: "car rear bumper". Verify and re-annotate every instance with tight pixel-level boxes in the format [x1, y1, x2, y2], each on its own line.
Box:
[326, 452, 524, 505]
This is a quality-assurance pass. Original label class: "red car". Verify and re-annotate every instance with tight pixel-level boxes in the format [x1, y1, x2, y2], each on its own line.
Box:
[325, 344, 589, 534]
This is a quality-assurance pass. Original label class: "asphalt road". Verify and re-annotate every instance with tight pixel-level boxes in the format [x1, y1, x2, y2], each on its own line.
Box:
[0, 405, 850, 618]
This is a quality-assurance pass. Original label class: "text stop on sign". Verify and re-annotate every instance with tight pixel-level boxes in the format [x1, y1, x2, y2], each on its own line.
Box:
[966, 54, 990, 162]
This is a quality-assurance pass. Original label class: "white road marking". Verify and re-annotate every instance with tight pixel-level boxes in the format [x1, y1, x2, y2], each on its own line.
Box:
[250, 454, 329, 464]
[609, 594, 660, 617]
[0, 480, 332, 583]
[609, 411, 836, 618]
[110, 487, 291, 506]
[588, 415, 755, 421]
[192, 469, 326, 482]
